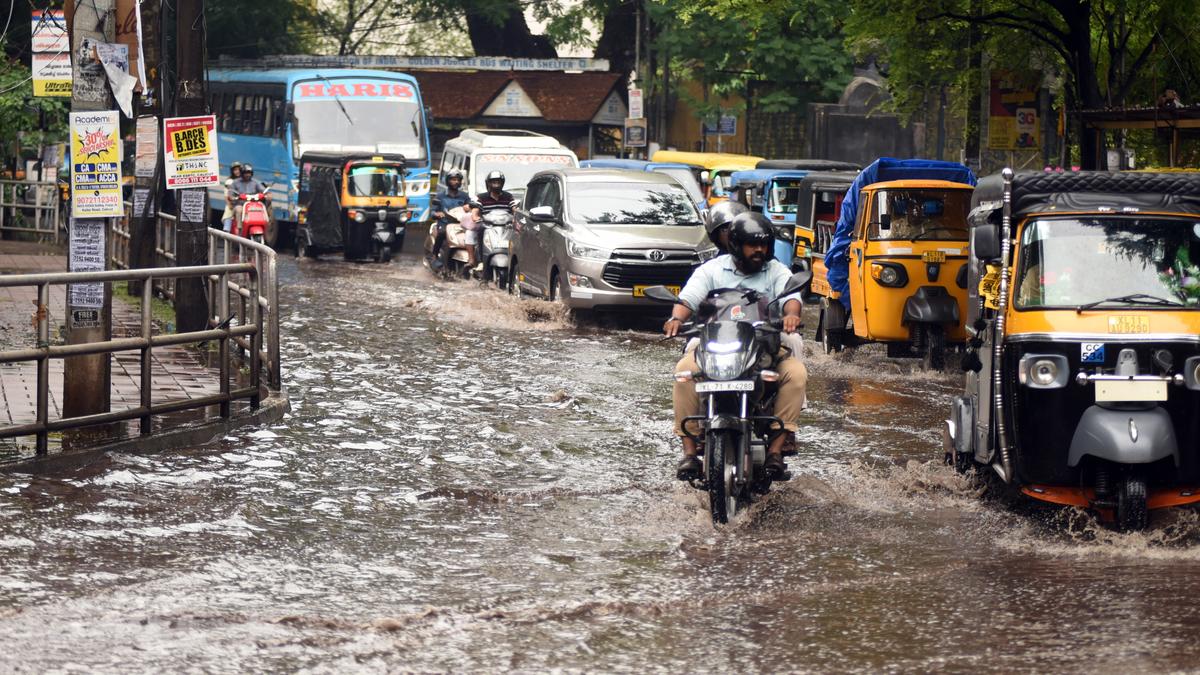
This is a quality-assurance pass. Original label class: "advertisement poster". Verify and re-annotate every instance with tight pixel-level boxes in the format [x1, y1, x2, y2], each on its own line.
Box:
[69, 110, 123, 218]
[32, 52, 72, 97]
[624, 118, 647, 148]
[180, 189, 207, 223]
[135, 116, 158, 177]
[163, 115, 220, 189]
[988, 71, 1039, 151]
[95, 42, 136, 117]
[72, 36, 111, 105]
[69, 218, 106, 309]
[31, 9, 68, 52]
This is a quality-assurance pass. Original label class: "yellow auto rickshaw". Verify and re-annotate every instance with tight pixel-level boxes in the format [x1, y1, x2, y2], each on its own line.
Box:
[650, 150, 764, 206]
[814, 158, 977, 369]
[297, 153, 410, 262]
[945, 169, 1200, 530]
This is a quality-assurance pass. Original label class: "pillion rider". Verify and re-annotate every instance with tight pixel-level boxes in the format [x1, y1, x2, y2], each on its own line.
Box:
[664, 212, 808, 481]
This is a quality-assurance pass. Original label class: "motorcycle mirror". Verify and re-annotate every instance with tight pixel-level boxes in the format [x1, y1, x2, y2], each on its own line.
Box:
[770, 270, 813, 305]
[641, 285, 682, 303]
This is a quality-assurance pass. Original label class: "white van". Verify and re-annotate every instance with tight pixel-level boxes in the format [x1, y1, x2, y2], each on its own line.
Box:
[439, 129, 578, 199]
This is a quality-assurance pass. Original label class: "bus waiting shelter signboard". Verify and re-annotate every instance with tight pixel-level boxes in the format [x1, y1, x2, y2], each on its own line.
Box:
[163, 115, 220, 189]
[69, 111, 123, 218]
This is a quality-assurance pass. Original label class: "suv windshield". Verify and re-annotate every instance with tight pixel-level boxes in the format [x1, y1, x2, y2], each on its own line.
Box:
[568, 182, 701, 225]
[653, 167, 705, 204]
[869, 188, 970, 240]
[1016, 217, 1200, 309]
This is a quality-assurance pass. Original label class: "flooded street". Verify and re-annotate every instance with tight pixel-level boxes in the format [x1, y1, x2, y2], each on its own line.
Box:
[2, 253, 1200, 672]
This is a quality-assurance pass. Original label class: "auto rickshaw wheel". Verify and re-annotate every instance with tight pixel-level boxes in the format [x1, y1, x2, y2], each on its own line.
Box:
[817, 304, 844, 354]
[296, 232, 318, 259]
[1117, 475, 1148, 531]
[921, 324, 947, 371]
[375, 243, 392, 263]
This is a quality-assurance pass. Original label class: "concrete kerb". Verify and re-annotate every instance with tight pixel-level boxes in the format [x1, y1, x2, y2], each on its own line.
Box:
[2, 386, 290, 473]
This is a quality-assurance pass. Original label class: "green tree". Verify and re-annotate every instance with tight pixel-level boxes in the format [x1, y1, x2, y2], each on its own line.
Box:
[0, 46, 68, 167]
[206, 0, 316, 58]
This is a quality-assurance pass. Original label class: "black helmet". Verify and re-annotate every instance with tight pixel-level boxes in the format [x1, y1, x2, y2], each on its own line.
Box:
[728, 212, 775, 272]
[705, 200, 748, 239]
[242, 163, 254, 175]
[485, 170, 505, 190]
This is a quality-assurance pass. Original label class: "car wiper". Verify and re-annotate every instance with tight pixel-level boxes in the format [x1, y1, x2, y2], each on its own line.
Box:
[1076, 293, 1184, 312]
[317, 74, 354, 126]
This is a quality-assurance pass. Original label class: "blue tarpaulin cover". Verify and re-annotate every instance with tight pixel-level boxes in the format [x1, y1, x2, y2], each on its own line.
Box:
[826, 158, 977, 309]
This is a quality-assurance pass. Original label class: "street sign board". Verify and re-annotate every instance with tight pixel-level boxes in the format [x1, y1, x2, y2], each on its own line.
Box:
[69, 111, 123, 218]
[629, 88, 644, 119]
[163, 115, 221, 189]
[31, 10, 67, 53]
[624, 118, 647, 148]
[32, 52, 72, 97]
[702, 116, 737, 136]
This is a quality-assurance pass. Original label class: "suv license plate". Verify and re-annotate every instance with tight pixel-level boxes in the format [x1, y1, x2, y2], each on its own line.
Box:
[696, 380, 755, 393]
[633, 284, 680, 297]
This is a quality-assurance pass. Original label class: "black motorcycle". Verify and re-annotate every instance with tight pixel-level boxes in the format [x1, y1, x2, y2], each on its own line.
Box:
[645, 271, 811, 524]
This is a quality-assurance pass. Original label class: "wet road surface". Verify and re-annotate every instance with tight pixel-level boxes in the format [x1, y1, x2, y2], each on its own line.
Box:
[2, 253, 1200, 672]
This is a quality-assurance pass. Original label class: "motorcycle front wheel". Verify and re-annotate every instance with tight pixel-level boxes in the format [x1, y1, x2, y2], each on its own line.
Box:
[706, 430, 743, 525]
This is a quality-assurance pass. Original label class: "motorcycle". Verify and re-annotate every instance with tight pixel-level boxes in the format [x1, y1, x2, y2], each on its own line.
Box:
[474, 209, 514, 288]
[422, 207, 475, 279]
[645, 270, 812, 524]
[234, 185, 272, 244]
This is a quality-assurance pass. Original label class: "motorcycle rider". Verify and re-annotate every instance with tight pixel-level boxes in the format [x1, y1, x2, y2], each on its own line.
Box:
[471, 170, 517, 271]
[226, 163, 270, 233]
[705, 199, 748, 254]
[664, 212, 808, 481]
[221, 161, 242, 232]
[430, 168, 469, 267]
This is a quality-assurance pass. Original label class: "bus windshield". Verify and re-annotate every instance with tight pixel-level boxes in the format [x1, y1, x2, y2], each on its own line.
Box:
[292, 80, 426, 159]
[1016, 217, 1200, 309]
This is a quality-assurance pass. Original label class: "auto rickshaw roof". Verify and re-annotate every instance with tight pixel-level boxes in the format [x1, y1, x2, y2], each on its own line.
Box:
[756, 159, 861, 172]
[729, 169, 812, 187]
[797, 171, 858, 188]
[300, 151, 408, 167]
[970, 170, 1200, 226]
[863, 179, 975, 191]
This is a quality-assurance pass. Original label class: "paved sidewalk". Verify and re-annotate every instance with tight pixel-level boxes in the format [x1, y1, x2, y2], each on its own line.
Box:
[1, 240, 221, 445]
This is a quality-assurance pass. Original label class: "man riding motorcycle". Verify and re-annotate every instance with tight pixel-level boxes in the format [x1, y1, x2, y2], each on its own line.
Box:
[430, 168, 469, 266]
[665, 212, 808, 481]
[226, 163, 270, 233]
[705, 200, 748, 254]
[470, 170, 517, 271]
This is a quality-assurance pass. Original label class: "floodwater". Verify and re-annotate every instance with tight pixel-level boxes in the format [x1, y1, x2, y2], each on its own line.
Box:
[1, 254, 1200, 672]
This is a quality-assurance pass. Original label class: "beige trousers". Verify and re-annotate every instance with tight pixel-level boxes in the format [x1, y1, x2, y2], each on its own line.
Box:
[673, 346, 808, 438]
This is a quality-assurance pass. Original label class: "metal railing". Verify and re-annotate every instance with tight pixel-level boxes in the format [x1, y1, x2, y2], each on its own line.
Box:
[0, 180, 61, 241]
[0, 227, 281, 455]
[110, 201, 177, 300]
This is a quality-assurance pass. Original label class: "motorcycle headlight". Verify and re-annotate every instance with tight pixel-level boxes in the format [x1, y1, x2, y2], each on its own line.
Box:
[566, 239, 611, 261]
[1019, 353, 1068, 388]
[698, 345, 755, 381]
[697, 245, 720, 262]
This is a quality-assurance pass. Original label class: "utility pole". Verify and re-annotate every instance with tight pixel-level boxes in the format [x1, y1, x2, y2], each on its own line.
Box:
[129, 0, 162, 294]
[173, 0, 208, 333]
[62, 0, 115, 419]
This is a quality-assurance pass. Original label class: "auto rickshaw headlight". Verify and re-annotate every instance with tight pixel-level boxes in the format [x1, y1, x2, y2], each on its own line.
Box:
[351, 210, 366, 223]
[1019, 353, 1068, 389]
[1184, 356, 1200, 390]
[870, 262, 908, 287]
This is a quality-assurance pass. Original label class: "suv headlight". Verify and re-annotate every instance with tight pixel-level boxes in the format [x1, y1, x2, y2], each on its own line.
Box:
[566, 239, 611, 261]
[698, 245, 720, 262]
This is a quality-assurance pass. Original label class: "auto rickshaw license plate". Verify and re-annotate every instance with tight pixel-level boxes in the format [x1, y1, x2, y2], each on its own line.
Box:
[1095, 379, 1168, 402]
[632, 284, 680, 297]
[1108, 315, 1150, 334]
[922, 250, 946, 263]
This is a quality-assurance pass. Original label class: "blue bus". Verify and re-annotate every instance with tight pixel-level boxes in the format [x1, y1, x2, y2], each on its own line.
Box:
[206, 68, 432, 247]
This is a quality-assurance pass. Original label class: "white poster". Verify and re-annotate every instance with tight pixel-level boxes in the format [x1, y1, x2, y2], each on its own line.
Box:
[31, 10, 68, 53]
[32, 51, 72, 97]
[133, 188, 151, 218]
[95, 42, 136, 117]
[135, 116, 158, 178]
[180, 189, 207, 223]
[69, 218, 106, 308]
[628, 88, 644, 120]
[163, 115, 221, 189]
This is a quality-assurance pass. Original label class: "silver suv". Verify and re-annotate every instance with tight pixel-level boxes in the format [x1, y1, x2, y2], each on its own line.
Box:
[511, 169, 718, 310]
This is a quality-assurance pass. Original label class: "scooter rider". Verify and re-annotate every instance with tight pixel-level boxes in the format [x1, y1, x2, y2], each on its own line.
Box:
[430, 168, 469, 265]
[471, 170, 517, 269]
[227, 164, 270, 231]
[664, 212, 808, 481]
[221, 161, 243, 232]
[705, 199, 748, 254]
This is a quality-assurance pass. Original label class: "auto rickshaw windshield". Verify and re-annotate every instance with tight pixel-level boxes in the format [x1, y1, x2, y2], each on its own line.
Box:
[348, 166, 403, 196]
[869, 189, 970, 241]
[1015, 217, 1200, 309]
[768, 180, 803, 213]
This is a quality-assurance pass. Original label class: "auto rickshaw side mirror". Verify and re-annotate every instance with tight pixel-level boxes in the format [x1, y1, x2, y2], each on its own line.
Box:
[879, 213, 892, 231]
[973, 223, 1001, 261]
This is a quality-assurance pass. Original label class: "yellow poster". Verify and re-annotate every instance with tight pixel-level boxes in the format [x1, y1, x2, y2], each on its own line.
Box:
[31, 52, 71, 97]
[69, 111, 124, 218]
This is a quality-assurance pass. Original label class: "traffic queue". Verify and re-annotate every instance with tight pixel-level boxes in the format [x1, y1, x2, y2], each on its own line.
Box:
[287, 125, 1200, 531]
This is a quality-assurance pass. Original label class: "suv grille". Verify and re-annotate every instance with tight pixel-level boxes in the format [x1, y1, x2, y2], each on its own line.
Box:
[602, 249, 700, 289]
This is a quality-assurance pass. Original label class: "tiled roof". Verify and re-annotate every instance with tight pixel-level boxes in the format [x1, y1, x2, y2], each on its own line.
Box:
[412, 71, 623, 123]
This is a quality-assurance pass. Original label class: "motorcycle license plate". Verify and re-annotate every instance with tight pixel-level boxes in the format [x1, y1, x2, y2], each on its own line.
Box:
[633, 284, 680, 297]
[696, 380, 754, 393]
[922, 250, 946, 263]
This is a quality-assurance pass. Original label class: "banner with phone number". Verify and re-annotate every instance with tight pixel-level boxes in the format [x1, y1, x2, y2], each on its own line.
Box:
[163, 115, 220, 189]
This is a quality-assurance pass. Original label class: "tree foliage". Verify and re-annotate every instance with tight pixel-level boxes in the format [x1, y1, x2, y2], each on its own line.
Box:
[206, 0, 316, 59]
[0, 45, 69, 157]
[649, 0, 853, 112]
